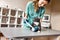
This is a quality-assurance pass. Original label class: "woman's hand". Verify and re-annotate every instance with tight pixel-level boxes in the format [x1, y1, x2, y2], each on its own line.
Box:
[40, 18, 42, 22]
[24, 13, 27, 19]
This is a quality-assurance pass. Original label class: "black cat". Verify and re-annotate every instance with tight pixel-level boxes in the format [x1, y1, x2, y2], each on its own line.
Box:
[31, 18, 41, 31]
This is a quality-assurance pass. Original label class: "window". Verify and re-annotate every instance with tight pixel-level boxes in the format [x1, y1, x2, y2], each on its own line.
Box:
[42, 14, 50, 22]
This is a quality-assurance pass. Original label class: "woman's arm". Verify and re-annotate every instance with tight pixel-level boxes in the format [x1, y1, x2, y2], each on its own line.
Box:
[40, 18, 42, 22]
[24, 12, 27, 19]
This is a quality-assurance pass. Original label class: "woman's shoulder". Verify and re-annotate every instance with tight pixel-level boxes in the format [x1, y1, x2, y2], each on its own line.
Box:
[27, 1, 33, 6]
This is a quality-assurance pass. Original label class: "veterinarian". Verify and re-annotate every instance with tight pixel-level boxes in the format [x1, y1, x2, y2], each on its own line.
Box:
[23, 0, 50, 30]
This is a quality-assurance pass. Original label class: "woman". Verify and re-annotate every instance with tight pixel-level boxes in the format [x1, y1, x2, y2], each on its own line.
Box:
[23, 0, 50, 31]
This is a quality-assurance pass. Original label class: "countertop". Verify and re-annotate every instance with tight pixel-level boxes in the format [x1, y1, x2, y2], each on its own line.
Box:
[0, 28, 60, 38]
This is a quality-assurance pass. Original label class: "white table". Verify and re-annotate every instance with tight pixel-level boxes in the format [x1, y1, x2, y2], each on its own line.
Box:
[0, 28, 60, 40]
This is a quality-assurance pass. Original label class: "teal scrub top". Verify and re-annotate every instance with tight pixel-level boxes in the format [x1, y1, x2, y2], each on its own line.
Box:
[23, 1, 45, 29]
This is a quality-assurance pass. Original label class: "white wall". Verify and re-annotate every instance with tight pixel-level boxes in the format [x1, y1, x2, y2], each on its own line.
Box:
[45, 0, 52, 15]
[51, 0, 60, 30]
[0, 0, 31, 11]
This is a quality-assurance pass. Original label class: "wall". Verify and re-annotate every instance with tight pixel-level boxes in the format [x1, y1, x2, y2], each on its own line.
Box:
[45, 0, 52, 15]
[51, 0, 60, 30]
[0, 0, 31, 11]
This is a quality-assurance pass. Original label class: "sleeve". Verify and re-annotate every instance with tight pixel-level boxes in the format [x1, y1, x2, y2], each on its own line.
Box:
[25, 2, 30, 15]
[40, 8, 45, 19]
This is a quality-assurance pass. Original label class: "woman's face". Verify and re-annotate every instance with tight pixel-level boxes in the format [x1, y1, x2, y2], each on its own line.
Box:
[38, 0, 48, 7]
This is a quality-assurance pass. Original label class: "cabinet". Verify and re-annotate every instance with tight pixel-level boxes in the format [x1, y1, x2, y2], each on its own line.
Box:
[0, 7, 23, 28]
